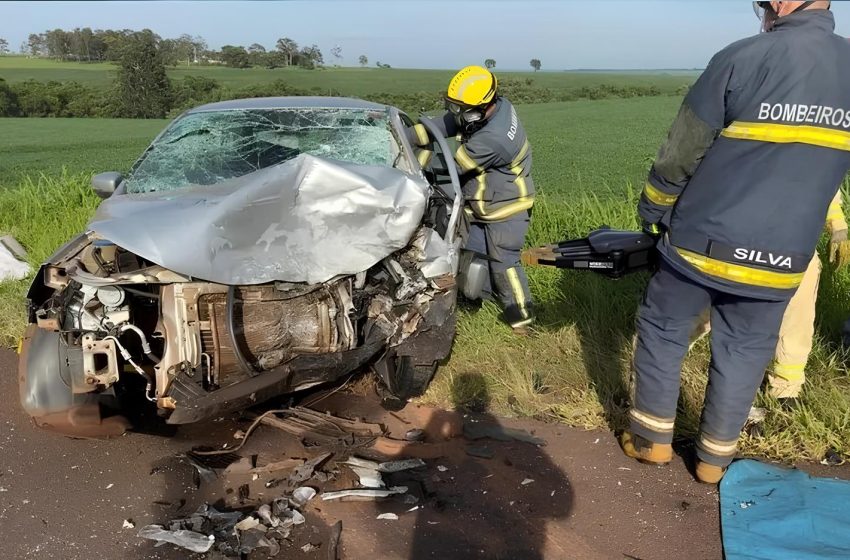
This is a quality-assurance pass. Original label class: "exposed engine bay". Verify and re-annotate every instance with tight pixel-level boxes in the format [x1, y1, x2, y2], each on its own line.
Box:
[22, 225, 456, 436]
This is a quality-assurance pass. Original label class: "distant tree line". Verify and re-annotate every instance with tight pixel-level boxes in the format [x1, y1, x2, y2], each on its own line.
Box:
[14, 27, 337, 70]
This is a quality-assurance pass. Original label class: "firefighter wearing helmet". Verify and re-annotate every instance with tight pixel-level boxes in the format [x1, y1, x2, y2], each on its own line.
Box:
[412, 65, 536, 332]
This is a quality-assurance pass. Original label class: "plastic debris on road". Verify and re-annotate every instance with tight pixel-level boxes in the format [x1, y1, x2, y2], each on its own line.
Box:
[137, 526, 215, 553]
[0, 236, 30, 282]
[321, 486, 409, 501]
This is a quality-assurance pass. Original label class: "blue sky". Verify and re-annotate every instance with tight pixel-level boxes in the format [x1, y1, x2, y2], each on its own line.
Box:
[4, 1, 850, 70]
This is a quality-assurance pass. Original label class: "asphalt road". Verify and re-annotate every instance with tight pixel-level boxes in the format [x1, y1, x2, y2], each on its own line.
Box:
[8, 345, 841, 560]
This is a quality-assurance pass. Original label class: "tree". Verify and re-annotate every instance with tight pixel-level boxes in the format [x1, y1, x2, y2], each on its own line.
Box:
[27, 33, 45, 56]
[112, 30, 171, 118]
[220, 45, 250, 68]
[0, 39, 8, 55]
[45, 29, 72, 60]
[191, 36, 207, 63]
[262, 51, 287, 69]
[358, 54, 368, 67]
[484, 58, 496, 69]
[330, 45, 342, 64]
[298, 44, 323, 69]
[530, 58, 541, 72]
[0, 79, 19, 116]
[247, 43, 266, 66]
[275, 37, 298, 66]
[174, 34, 198, 66]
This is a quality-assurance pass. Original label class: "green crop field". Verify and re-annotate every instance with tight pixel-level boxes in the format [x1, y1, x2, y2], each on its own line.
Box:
[0, 55, 695, 96]
[2, 85, 849, 464]
[0, 118, 168, 188]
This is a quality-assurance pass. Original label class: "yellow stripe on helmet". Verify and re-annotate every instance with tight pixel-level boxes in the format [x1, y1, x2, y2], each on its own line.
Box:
[447, 65, 498, 107]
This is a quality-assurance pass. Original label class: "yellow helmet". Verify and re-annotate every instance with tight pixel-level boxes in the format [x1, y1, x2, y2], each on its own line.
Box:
[446, 65, 498, 108]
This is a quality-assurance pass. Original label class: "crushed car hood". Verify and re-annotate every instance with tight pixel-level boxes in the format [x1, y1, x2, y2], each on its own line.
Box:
[88, 154, 429, 285]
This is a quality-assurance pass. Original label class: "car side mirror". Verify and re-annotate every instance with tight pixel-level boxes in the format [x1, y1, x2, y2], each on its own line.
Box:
[91, 172, 123, 199]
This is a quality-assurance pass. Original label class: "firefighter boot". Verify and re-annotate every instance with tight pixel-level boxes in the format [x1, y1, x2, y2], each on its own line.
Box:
[620, 432, 673, 465]
[695, 461, 726, 484]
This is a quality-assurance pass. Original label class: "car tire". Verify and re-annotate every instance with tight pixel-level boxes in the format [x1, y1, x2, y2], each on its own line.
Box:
[374, 355, 439, 410]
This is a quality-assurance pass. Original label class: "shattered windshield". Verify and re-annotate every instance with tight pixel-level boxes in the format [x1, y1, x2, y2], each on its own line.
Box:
[124, 107, 400, 193]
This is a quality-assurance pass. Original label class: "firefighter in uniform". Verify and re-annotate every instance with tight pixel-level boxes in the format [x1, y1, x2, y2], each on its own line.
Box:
[409, 66, 535, 331]
[621, 1, 850, 484]
[690, 190, 850, 401]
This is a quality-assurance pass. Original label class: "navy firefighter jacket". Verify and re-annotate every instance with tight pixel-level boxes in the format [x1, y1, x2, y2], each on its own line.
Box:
[639, 10, 850, 300]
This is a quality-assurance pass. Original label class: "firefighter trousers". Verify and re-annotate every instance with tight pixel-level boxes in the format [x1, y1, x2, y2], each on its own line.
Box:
[689, 255, 821, 399]
[630, 261, 790, 467]
[466, 213, 535, 328]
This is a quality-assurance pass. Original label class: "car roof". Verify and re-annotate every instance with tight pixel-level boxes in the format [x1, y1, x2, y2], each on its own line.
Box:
[186, 96, 393, 113]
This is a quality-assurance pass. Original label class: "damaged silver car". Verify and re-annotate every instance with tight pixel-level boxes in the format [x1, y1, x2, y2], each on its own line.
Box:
[19, 97, 470, 437]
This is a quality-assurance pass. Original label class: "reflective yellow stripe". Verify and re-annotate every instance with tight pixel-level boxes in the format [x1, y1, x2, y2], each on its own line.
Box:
[475, 140, 534, 222]
[413, 123, 429, 146]
[722, 121, 850, 151]
[474, 199, 535, 222]
[698, 435, 738, 457]
[506, 267, 529, 320]
[675, 247, 805, 290]
[629, 409, 675, 433]
[467, 139, 533, 222]
[511, 139, 530, 168]
[473, 173, 488, 216]
[643, 182, 679, 207]
[455, 145, 482, 173]
[773, 363, 806, 382]
[416, 149, 433, 168]
[827, 202, 845, 222]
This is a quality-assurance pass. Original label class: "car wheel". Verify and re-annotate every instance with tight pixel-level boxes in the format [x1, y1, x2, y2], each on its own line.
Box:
[374, 354, 439, 411]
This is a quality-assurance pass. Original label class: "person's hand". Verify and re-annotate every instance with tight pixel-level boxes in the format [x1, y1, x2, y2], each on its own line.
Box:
[829, 228, 850, 269]
[641, 219, 663, 237]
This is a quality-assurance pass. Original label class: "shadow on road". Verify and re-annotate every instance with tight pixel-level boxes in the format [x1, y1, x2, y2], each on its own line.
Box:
[382, 372, 574, 560]
[537, 270, 648, 434]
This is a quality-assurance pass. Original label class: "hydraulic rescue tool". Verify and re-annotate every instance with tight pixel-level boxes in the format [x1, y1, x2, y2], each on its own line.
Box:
[521, 227, 658, 278]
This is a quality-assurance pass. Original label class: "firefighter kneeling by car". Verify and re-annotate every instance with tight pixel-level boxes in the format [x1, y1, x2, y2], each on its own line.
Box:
[408, 65, 536, 333]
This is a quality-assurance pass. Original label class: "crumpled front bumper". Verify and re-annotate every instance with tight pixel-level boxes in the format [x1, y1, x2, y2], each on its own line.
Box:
[18, 324, 129, 438]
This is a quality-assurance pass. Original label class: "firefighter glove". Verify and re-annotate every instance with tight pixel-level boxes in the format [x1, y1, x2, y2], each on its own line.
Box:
[641, 219, 663, 238]
[829, 228, 850, 269]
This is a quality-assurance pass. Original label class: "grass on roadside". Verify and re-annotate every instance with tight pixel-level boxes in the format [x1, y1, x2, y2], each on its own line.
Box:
[2, 172, 850, 464]
[0, 171, 101, 343]
[424, 187, 850, 464]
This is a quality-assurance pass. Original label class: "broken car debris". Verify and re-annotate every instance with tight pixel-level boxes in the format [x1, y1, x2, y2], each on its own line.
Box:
[134, 395, 561, 556]
[0, 235, 30, 282]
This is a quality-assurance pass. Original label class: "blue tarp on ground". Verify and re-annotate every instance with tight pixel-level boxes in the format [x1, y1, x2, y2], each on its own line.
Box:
[720, 459, 850, 560]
